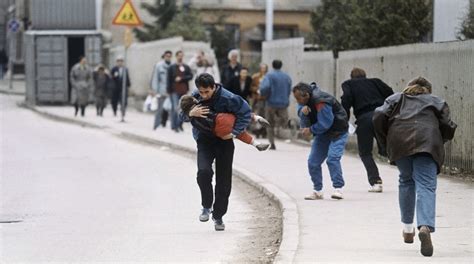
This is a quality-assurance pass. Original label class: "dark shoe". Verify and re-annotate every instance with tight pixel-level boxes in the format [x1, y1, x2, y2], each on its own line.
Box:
[212, 217, 225, 231]
[403, 229, 415, 243]
[418, 226, 433, 257]
[199, 208, 211, 222]
[256, 143, 270, 151]
[269, 143, 276, 150]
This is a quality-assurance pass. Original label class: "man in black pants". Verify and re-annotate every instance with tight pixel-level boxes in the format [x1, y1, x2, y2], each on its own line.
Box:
[341, 67, 394, 192]
[110, 56, 131, 116]
[181, 73, 251, 231]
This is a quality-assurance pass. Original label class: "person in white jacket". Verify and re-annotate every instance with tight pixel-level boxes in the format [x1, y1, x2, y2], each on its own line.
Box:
[151, 50, 172, 129]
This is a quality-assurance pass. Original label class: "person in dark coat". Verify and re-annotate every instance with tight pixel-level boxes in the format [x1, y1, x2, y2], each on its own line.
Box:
[0, 49, 8, 80]
[93, 65, 111, 116]
[228, 67, 252, 101]
[110, 56, 131, 117]
[341, 67, 394, 192]
[373, 77, 457, 257]
[220, 49, 242, 89]
[167, 50, 193, 132]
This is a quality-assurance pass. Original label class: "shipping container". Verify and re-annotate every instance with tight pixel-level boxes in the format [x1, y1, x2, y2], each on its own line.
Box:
[24, 30, 102, 104]
[29, 0, 96, 30]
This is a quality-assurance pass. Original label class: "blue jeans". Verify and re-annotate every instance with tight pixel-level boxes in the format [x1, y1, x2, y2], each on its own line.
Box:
[308, 133, 348, 191]
[153, 95, 167, 129]
[170, 93, 183, 130]
[395, 153, 437, 232]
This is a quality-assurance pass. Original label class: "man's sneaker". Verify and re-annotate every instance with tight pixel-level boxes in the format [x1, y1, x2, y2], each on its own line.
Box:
[331, 189, 343, 200]
[269, 143, 276, 150]
[418, 226, 433, 257]
[199, 208, 212, 222]
[256, 143, 270, 151]
[368, 183, 383, 193]
[304, 191, 324, 200]
[212, 217, 225, 231]
[403, 228, 415, 243]
[255, 115, 271, 127]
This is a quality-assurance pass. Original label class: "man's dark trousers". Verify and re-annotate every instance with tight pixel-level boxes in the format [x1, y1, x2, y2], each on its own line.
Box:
[197, 136, 235, 219]
[356, 111, 382, 185]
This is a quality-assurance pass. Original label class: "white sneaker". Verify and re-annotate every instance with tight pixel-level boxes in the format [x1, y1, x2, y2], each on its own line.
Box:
[331, 188, 343, 200]
[255, 115, 271, 128]
[368, 184, 383, 193]
[304, 191, 324, 200]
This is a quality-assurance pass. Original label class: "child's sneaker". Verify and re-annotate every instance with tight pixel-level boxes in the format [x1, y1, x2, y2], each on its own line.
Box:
[331, 188, 343, 200]
[256, 143, 270, 151]
[304, 191, 324, 200]
[255, 115, 270, 128]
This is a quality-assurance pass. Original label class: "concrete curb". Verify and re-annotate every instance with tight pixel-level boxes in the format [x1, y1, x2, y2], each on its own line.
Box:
[25, 105, 300, 263]
[0, 89, 25, 96]
[18, 102, 108, 130]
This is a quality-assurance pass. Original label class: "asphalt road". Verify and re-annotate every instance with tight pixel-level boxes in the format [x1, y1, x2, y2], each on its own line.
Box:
[0, 94, 279, 262]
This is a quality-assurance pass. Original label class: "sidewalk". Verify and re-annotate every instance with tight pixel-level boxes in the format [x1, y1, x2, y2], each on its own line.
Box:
[21, 99, 474, 263]
[0, 79, 26, 95]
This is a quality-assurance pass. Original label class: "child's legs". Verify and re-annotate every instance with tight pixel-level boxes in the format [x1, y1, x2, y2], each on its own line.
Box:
[236, 131, 253, 145]
[214, 113, 236, 138]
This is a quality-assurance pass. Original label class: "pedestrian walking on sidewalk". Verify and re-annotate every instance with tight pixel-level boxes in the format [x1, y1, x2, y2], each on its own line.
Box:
[151, 50, 172, 129]
[341, 67, 394, 192]
[259, 60, 292, 150]
[93, 64, 112, 117]
[167, 50, 193, 132]
[293, 82, 349, 200]
[70, 56, 93, 117]
[181, 73, 251, 231]
[110, 56, 131, 117]
[0, 49, 7, 80]
[220, 49, 242, 89]
[250, 63, 268, 138]
[373, 77, 457, 257]
[180, 94, 270, 151]
[228, 67, 252, 101]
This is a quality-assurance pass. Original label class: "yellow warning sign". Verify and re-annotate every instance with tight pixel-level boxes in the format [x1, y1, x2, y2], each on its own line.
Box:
[112, 0, 143, 26]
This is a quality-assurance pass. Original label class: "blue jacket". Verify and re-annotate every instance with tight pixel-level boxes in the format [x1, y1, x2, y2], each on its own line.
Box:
[298, 103, 334, 135]
[259, 70, 292, 108]
[181, 85, 251, 141]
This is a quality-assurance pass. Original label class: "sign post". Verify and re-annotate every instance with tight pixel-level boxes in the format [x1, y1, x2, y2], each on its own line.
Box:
[112, 0, 143, 122]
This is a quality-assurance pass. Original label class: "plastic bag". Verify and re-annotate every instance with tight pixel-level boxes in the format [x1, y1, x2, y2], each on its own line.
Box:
[163, 97, 172, 111]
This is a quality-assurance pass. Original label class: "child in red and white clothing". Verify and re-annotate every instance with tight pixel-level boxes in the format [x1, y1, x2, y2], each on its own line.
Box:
[180, 95, 270, 151]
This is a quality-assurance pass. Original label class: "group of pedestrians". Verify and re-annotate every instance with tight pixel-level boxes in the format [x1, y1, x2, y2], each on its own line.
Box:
[75, 47, 457, 257]
[69, 55, 130, 117]
[179, 57, 456, 257]
[149, 49, 293, 151]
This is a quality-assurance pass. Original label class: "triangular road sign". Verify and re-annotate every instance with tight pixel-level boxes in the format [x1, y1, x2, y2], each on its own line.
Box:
[112, 0, 143, 26]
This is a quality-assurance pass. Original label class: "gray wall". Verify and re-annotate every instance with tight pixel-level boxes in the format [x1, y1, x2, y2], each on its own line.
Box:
[337, 41, 474, 174]
[262, 38, 474, 174]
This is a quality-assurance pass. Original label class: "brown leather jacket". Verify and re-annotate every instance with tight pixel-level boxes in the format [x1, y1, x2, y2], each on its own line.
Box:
[373, 92, 457, 173]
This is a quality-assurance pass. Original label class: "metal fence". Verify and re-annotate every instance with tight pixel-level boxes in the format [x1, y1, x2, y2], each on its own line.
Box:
[262, 38, 474, 175]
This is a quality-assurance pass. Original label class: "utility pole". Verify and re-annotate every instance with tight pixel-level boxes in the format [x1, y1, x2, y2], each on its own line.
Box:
[265, 0, 273, 41]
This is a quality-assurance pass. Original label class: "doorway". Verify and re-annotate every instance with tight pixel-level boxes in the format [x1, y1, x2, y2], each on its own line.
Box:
[67, 37, 84, 101]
